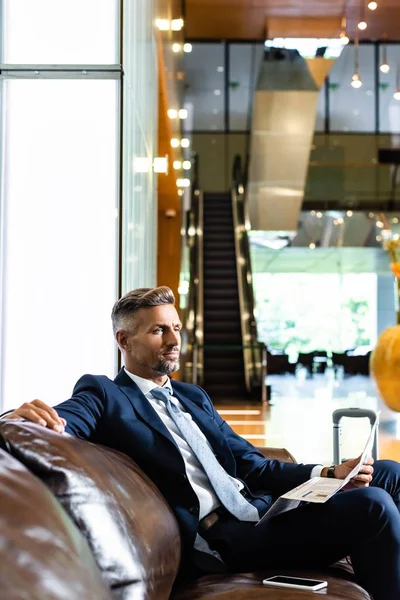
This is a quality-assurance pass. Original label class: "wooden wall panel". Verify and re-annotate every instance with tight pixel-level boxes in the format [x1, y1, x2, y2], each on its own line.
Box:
[185, 0, 400, 40]
[157, 33, 182, 306]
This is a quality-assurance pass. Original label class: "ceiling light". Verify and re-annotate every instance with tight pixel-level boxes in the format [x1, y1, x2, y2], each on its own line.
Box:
[316, 212, 322, 218]
[173, 161, 182, 170]
[380, 62, 390, 74]
[171, 18, 184, 31]
[171, 138, 180, 148]
[368, 1, 378, 9]
[394, 90, 400, 101]
[346, 210, 353, 217]
[357, 21, 367, 30]
[155, 19, 170, 31]
[340, 33, 350, 45]
[376, 220, 384, 228]
[309, 243, 316, 249]
[178, 189, 184, 196]
[178, 109, 188, 119]
[182, 160, 191, 170]
[393, 217, 399, 224]
[214, 89, 221, 96]
[376, 235, 382, 242]
[183, 43, 192, 53]
[180, 138, 190, 148]
[177, 178, 190, 188]
[167, 109, 178, 119]
[217, 66, 224, 72]
[172, 43, 181, 53]
[337, 217, 344, 224]
[153, 156, 168, 174]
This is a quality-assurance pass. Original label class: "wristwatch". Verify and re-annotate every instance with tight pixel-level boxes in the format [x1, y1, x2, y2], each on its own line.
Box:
[327, 465, 336, 478]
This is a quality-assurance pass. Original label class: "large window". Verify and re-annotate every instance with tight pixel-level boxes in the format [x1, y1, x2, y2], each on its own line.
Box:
[0, 0, 159, 409]
[329, 45, 376, 133]
[253, 274, 377, 360]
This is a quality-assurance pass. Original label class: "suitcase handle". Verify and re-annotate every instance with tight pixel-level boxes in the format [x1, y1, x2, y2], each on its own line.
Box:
[333, 408, 379, 464]
[333, 408, 377, 426]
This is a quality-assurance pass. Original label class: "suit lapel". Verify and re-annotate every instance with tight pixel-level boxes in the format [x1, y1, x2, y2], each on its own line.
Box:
[114, 369, 179, 451]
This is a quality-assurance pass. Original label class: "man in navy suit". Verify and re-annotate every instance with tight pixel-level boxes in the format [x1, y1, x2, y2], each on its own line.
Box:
[6, 286, 400, 599]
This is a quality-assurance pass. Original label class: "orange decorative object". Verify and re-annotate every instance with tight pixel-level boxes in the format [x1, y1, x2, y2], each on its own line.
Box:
[371, 232, 400, 411]
[391, 263, 400, 278]
[370, 326, 400, 412]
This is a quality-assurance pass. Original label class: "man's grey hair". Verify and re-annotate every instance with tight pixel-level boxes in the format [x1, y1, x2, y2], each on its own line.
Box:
[111, 286, 175, 335]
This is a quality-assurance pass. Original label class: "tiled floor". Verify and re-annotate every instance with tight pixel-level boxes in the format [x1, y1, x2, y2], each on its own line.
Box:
[215, 368, 400, 466]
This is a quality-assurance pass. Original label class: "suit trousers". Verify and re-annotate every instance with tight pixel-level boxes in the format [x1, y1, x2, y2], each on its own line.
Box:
[202, 460, 400, 600]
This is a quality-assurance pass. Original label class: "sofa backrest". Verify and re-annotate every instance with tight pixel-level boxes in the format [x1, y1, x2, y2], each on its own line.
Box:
[0, 447, 112, 600]
[0, 421, 181, 600]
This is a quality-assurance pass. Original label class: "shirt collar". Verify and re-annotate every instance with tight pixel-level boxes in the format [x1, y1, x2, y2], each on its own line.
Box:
[123, 367, 172, 397]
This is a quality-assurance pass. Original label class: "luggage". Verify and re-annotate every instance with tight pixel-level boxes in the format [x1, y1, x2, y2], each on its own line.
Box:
[332, 407, 379, 464]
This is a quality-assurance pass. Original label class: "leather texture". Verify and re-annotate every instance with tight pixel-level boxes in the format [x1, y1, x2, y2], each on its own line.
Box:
[0, 421, 371, 599]
[0, 447, 111, 600]
[0, 421, 181, 600]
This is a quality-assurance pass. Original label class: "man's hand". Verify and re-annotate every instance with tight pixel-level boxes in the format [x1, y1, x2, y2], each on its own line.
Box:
[322, 455, 374, 488]
[5, 400, 66, 433]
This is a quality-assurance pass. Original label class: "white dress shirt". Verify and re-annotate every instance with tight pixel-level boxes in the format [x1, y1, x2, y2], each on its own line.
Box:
[125, 369, 322, 518]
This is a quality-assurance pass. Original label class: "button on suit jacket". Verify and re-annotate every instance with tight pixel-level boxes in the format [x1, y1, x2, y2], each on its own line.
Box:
[55, 368, 316, 560]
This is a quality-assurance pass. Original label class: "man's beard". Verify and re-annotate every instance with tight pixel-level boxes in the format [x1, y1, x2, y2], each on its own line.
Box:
[153, 357, 180, 375]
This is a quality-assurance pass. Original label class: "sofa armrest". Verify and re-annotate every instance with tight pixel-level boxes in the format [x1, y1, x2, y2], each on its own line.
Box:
[256, 447, 297, 464]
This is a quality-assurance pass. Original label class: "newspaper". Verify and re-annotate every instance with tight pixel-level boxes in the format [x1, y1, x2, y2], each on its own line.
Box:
[256, 413, 379, 526]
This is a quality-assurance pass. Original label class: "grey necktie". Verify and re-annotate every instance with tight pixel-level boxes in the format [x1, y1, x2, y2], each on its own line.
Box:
[151, 386, 259, 522]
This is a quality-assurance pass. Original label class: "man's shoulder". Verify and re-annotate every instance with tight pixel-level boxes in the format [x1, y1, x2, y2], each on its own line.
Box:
[73, 373, 120, 393]
[171, 380, 210, 401]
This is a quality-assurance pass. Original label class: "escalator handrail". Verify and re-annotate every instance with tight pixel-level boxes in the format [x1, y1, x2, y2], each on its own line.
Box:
[231, 153, 264, 396]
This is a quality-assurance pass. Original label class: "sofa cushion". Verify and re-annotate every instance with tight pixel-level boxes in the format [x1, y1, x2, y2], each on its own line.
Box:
[172, 568, 371, 600]
[0, 448, 111, 600]
[0, 421, 181, 600]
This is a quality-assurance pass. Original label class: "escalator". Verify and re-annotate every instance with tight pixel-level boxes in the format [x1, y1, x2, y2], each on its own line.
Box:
[180, 155, 266, 404]
[203, 192, 247, 401]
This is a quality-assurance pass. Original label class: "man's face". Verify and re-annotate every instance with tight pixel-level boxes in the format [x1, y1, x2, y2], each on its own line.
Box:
[122, 304, 181, 379]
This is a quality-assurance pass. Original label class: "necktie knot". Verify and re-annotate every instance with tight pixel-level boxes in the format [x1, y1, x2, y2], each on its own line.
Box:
[151, 386, 172, 403]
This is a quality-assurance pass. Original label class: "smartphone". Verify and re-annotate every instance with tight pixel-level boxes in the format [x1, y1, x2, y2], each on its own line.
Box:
[263, 575, 328, 591]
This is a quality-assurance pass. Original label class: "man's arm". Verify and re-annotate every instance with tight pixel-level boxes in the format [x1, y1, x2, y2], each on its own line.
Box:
[196, 386, 316, 493]
[2, 374, 106, 440]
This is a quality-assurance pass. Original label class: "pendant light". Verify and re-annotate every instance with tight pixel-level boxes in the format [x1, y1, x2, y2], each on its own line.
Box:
[368, 1, 378, 9]
[339, 15, 349, 45]
[358, 2, 367, 30]
[351, 36, 363, 88]
[380, 40, 390, 74]
[394, 68, 400, 101]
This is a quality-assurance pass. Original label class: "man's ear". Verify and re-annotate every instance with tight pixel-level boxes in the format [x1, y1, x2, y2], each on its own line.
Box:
[116, 330, 131, 351]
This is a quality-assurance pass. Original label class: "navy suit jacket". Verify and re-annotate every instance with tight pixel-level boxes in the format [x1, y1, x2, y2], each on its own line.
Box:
[54, 369, 316, 556]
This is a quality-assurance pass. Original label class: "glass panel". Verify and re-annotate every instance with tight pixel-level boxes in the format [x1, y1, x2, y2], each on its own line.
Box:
[184, 43, 225, 131]
[229, 43, 264, 131]
[1, 79, 119, 409]
[329, 45, 375, 132]
[315, 85, 325, 132]
[3, 0, 118, 64]
[379, 44, 400, 133]
[121, 0, 158, 293]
